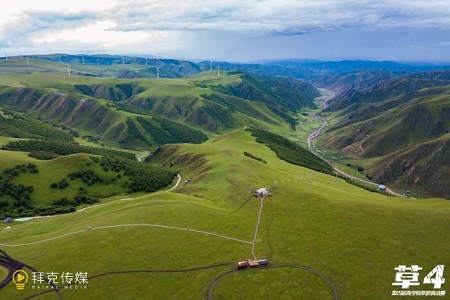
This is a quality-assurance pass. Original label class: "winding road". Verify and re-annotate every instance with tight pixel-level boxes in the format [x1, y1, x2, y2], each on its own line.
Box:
[205, 263, 338, 300]
[167, 173, 181, 192]
[307, 92, 405, 197]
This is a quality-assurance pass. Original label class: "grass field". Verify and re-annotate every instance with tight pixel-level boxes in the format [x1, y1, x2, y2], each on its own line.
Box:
[0, 265, 7, 283]
[1, 128, 449, 299]
[0, 151, 130, 207]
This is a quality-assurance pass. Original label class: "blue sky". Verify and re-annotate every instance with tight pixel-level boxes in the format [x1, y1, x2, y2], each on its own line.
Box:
[1, 0, 450, 62]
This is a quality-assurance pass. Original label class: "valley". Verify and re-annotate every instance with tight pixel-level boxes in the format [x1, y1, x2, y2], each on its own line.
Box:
[0, 56, 449, 299]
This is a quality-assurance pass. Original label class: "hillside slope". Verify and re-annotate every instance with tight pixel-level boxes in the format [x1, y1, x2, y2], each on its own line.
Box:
[0, 67, 317, 150]
[319, 73, 450, 198]
[1, 129, 448, 299]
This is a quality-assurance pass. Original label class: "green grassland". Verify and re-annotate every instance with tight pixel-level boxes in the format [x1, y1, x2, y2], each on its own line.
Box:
[0, 58, 319, 147]
[0, 58, 448, 299]
[0, 152, 129, 206]
[0, 150, 174, 219]
[0, 68, 297, 150]
[0, 265, 7, 283]
[1, 129, 448, 299]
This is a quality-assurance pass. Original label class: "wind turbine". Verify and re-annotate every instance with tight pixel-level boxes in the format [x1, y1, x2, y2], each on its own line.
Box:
[97, 57, 100, 66]
[122, 57, 125, 65]
[145, 58, 148, 66]
[58, 56, 61, 63]
[82, 56, 85, 64]
[5, 53, 8, 61]
[210, 60, 213, 71]
[26, 56, 30, 66]
[67, 63, 71, 76]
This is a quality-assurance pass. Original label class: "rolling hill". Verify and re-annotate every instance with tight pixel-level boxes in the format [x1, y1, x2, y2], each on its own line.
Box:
[0, 57, 319, 150]
[1, 129, 449, 299]
[318, 71, 450, 199]
[0, 55, 449, 300]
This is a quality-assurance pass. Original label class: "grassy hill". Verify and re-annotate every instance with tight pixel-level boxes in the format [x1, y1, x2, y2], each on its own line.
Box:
[1, 56, 449, 299]
[326, 70, 450, 112]
[1, 128, 449, 299]
[0, 150, 175, 218]
[0, 61, 317, 150]
[318, 72, 450, 199]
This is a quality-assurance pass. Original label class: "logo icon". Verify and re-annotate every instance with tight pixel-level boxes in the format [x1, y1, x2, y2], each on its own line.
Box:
[12, 270, 28, 290]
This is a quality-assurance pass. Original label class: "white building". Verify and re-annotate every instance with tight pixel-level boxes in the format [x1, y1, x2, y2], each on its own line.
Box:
[254, 188, 271, 197]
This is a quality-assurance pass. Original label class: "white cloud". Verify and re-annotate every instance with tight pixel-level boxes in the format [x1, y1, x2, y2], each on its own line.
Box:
[1, 0, 450, 59]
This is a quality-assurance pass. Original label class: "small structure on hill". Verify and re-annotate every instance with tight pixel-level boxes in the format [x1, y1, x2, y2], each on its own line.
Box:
[3, 217, 12, 223]
[254, 188, 271, 197]
[378, 185, 387, 192]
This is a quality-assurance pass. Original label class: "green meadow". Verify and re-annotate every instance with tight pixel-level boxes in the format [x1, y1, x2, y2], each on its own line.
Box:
[1, 129, 449, 299]
[0, 266, 7, 282]
[0, 152, 130, 207]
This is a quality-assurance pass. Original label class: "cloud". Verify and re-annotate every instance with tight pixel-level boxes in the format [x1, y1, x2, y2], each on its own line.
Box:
[4, 0, 449, 38]
[1, 0, 450, 60]
[100, 0, 450, 34]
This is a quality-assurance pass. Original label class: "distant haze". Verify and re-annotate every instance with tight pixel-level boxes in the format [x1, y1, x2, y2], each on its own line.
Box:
[1, 0, 450, 62]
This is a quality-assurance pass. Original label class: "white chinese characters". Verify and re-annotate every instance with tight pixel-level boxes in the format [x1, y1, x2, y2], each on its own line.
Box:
[31, 271, 89, 286]
[392, 265, 446, 297]
[392, 265, 423, 289]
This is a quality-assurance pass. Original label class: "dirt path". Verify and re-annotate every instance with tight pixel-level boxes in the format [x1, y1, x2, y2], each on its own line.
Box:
[0, 223, 252, 247]
[251, 195, 266, 260]
[206, 263, 338, 300]
[167, 173, 181, 192]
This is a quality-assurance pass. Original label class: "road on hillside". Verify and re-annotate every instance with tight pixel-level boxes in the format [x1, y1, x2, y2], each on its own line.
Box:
[307, 91, 405, 197]
[167, 173, 181, 192]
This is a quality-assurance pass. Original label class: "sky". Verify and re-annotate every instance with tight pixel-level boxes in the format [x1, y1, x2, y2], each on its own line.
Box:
[1, 0, 450, 62]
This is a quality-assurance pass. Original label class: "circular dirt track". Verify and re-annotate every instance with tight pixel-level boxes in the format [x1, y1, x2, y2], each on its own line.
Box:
[206, 263, 338, 300]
